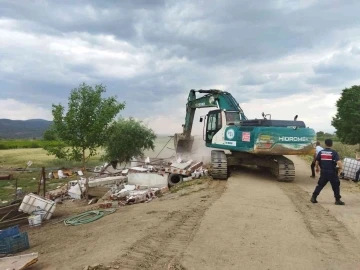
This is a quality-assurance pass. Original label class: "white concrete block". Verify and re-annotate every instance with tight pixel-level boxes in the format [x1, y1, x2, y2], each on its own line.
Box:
[183, 176, 193, 182]
[171, 160, 193, 170]
[127, 173, 168, 187]
[124, 185, 136, 190]
[88, 176, 127, 187]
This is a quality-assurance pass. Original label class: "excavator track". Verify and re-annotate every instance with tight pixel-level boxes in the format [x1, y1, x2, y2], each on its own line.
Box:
[270, 156, 296, 182]
[210, 150, 228, 180]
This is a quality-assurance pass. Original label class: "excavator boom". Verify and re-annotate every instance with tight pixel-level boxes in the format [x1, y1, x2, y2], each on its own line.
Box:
[175, 89, 247, 153]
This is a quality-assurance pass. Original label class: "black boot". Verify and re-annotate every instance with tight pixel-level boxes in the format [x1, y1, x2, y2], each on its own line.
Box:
[310, 195, 318, 203]
[335, 199, 345, 205]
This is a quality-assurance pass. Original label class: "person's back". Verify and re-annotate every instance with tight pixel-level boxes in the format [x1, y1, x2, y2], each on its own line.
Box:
[317, 147, 337, 172]
[315, 144, 324, 157]
[310, 142, 324, 178]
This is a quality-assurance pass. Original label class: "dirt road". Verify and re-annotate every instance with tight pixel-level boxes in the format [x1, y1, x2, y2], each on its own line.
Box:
[25, 156, 360, 269]
[182, 156, 360, 270]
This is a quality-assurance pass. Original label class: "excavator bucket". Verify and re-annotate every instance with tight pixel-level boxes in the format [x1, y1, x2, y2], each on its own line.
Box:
[174, 133, 194, 153]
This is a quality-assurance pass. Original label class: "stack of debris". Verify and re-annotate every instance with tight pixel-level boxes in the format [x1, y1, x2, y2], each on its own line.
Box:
[42, 155, 209, 208]
[48, 169, 83, 179]
[46, 184, 68, 201]
[99, 184, 169, 206]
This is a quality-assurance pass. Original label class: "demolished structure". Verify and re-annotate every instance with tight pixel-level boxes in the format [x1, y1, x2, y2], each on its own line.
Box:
[46, 155, 208, 207]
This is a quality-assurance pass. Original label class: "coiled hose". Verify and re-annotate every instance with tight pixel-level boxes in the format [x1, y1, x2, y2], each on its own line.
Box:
[64, 209, 116, 226]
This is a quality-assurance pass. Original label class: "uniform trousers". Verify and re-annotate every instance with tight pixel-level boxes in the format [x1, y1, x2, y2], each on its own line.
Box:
[313, 170, 341, 200]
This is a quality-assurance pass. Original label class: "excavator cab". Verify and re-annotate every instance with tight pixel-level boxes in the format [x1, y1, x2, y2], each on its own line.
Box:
[202, 110, 242, 143]
[225, 111, 241, 125]
[202, 110, 223, 144]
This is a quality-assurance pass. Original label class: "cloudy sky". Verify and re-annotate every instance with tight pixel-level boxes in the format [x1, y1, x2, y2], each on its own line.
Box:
[1, 0, 359, 135]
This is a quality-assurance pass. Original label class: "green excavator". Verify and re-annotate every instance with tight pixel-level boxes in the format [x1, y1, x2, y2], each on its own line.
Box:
[174, 89, 316, 182]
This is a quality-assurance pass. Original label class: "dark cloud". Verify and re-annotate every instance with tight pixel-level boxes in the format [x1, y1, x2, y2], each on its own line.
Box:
[1, 0, 360, 126]
[135, 0, 360, 65]
[307, 46, 360, 86]
[0, 0, 165, 39]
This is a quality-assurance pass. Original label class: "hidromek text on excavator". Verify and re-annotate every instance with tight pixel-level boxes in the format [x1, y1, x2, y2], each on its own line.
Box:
[174, 89, 316, 182]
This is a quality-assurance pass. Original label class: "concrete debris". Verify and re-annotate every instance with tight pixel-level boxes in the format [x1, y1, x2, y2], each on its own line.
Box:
[46, 184, 68, 200]
[88, 187, 111, 198]
[102, 186, 165, 205]
[128, 167, 148, 172]
[171, 159, 193, 170]
[48, 168, 81, 179]
[183, 176, 193, 182]
[43, 155, 209, 210]
[58, 169, 66, 179]
[128, 172, 168, 187]
[111, 188, 129, 200]
[68, 183, 82, 199]
[94, 162, 123, 175]
[164, 161, 204, 176]
[87, 176, 127, 188]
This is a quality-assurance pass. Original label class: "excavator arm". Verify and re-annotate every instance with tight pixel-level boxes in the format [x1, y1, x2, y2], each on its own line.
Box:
[175, 89, 247, 153]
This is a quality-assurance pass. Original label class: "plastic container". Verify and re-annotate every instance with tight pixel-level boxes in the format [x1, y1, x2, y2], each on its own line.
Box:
[343, 158, 360, 180]
[0, 225, 20, 240]
[0, 232, 30, 255]
[19, 193, 56, 220]
[28, 215, 42, 227]
[33, 208, 48, 220]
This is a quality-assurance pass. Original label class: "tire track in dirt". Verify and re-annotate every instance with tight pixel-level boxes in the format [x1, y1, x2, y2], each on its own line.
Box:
[278, 182, 360, 262]
[114, 181, 226, 270]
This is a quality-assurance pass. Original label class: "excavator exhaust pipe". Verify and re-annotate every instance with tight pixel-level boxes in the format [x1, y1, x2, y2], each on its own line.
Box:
[174, 133, 194, 154]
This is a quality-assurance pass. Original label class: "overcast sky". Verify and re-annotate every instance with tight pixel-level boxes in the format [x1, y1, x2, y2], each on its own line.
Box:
[1, 0, 359, 134]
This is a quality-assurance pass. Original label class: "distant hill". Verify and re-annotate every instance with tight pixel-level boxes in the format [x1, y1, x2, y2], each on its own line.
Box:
[0, 119, 52, 139]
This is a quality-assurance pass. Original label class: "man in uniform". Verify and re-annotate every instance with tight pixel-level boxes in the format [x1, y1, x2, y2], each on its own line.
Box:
[310, 139, 345, 205]
[310, 141, 323, 178]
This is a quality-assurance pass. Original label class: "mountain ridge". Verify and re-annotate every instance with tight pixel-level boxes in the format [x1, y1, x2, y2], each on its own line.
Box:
[0, 119, 52, 139]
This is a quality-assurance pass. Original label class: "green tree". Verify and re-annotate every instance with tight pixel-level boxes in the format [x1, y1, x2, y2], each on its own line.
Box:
[316, 131, 325, 137]
[43, 125, 58, 141]
[45, 83, 125, 198]
[102, 117, 156, 166]
[332, 85, 360, 147]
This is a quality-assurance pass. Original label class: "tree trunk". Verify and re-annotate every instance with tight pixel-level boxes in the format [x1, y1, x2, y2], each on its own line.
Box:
[83, 149, 89, 201]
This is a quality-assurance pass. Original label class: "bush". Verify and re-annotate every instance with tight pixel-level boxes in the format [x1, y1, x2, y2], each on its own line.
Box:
[332, 142, 358, 159]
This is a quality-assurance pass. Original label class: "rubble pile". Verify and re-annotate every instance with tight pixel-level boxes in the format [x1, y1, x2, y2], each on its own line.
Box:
[46, 184, 68, 201]
[4, 154, 210, 234]
[41, 155, 209, 210]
